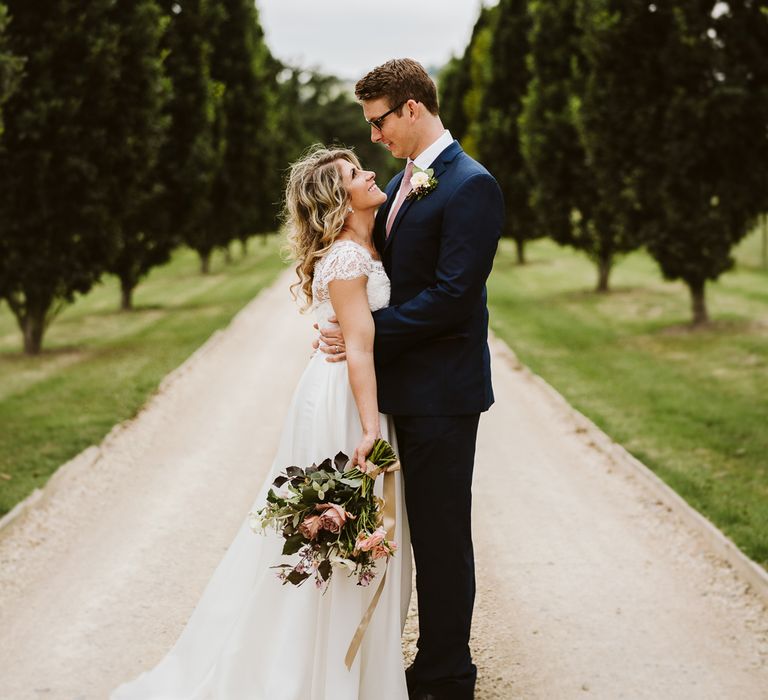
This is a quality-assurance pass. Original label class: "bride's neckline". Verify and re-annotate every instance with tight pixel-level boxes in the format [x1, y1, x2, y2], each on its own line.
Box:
[333, 238, 382, 262]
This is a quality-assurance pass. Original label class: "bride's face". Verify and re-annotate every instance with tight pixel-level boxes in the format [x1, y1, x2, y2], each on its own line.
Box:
[336, 159, 387, 211]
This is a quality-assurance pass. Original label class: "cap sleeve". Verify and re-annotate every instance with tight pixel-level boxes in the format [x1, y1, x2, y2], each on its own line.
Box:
[313, 241, 372, 304]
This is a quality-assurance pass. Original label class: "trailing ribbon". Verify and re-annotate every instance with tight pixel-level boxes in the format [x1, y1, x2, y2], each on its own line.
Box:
[344, 459, 400, 670]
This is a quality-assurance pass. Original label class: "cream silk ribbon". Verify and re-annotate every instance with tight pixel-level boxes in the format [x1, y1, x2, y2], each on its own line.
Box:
[344, 458, 401, 670]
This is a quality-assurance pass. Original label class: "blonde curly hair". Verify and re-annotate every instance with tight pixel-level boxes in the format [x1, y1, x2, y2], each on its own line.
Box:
[283, 144, 362, 310]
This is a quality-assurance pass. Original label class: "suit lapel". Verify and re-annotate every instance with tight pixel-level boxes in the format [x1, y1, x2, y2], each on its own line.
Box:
[383, 140, 463, 252]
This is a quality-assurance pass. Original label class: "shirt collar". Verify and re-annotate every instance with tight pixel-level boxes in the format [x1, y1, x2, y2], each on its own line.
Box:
[409, 130, 453, 171]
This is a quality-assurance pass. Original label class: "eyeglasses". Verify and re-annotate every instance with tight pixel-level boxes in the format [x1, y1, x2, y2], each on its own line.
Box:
[366, 101, 406, 132]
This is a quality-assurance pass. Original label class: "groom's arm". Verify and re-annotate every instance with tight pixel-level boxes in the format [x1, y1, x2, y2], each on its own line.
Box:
[372, 172, 504, 363]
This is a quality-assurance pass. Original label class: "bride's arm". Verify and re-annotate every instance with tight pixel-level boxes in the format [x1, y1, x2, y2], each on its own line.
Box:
[328, 276, 380, 467]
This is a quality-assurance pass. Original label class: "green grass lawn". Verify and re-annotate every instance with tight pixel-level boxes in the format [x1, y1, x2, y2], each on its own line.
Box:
[488, 230, 768, 568]
[0, 239, 285, 517]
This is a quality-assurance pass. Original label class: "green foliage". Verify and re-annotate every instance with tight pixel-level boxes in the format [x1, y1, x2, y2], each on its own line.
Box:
[520, 1, 597, 257]
[626, 1, 768, 324]
[209, 0, 276, 243]
[476, 0, 539, 263]
[158, 0, 225, 273]
[0, 1, 126, 354]
[566, 0, 649, 290]
[436, 56, 469, 142]
[438, 5, 497, 145]
[104, 0, 175, 311]
[462, 13, 496, 158]
[0, 3, 23, 132]
[272, 67, 398, 185]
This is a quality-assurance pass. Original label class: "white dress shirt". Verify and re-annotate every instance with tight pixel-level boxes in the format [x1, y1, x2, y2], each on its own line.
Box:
[386, 129, 454, 229]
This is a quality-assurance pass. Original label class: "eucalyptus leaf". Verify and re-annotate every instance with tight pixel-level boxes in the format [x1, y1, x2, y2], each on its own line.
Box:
[318, 559, 332, 581]
[318, 457, 333, 472]
[282, 533, 305, 556]
[286, 569, 311, 586]
[334, 451, 349, 472]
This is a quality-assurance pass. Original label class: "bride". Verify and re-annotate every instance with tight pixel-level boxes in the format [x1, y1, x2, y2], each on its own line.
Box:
[111, 145, 411, 700]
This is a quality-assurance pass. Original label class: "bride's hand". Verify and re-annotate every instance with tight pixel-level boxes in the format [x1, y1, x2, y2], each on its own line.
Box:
[352, 432, 379, 469]
[313, 316, 346, 362]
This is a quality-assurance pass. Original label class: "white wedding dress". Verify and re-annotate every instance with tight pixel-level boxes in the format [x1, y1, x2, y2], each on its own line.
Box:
[111, 240, 411, 700]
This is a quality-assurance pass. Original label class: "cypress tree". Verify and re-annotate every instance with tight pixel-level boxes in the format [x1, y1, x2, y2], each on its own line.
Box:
[0, 3, 23, 130]
[635, 1, 768, 324]
[461, 8, 496, 159]
[571, 0, 654, 292]
[476, 0, 538, 264]
[520, 0, 599, 274]
[104, 0, 174, 311]
[0, 1, 122, 354]
[437, 56, 469, 143]
[438, 6, 497, 145]
[208, 0, 276, 257]
[158, 0, 223, 274]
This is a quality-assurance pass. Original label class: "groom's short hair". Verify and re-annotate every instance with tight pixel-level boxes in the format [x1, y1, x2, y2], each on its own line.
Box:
[355, 58, 439, 116]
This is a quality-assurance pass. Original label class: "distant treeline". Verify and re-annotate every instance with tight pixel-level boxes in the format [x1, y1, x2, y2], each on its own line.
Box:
[0, 1, 395, 355]
[439, 0, 768, 324]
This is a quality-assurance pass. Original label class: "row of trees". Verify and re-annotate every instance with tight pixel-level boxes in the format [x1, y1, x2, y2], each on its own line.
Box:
[0, 2, 392, 356]
[441, 0, 768, 324]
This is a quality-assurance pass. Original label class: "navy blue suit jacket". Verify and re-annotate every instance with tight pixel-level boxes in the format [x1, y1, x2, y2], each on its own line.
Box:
[372, 140, 504, 416]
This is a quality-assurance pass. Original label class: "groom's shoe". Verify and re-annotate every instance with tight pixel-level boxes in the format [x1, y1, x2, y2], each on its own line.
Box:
[406, 663, 475, 700]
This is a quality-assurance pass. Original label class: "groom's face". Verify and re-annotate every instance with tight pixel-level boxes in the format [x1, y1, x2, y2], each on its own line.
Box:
[361, 98, 414, 160]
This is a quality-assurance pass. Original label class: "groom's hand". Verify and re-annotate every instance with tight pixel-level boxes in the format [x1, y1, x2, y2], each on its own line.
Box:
[313, 317, 346, 362]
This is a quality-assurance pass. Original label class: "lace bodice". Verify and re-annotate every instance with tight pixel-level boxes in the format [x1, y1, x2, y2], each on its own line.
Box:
[311, 240, 390, 327]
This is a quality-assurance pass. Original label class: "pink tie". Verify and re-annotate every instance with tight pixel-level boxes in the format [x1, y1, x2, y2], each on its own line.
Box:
[385, 161, 414, 238]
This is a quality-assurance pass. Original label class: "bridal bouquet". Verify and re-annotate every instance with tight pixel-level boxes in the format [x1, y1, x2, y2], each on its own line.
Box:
[249, 439, 399, 591]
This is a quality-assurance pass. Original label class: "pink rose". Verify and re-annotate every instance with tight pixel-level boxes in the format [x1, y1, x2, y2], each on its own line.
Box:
[371, 544, 389, 560]
[372, 539, 397, 560]
[316, 503, 348, 533]
[355, 526, 386, 552]
[299, 514, 322, 540]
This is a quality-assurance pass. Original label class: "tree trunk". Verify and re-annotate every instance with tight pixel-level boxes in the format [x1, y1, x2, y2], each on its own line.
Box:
[262, 232, 269, 246]
[119, 275, 134, 311]
[515, 237, 526, 265]
[223, 246, 233, 265]
[596, 256, 612, 293]
[200, 250, 211, 275]
[240, 237, 249, 258]
[688, 279, 709, 326]
[22, 309, 46, 355]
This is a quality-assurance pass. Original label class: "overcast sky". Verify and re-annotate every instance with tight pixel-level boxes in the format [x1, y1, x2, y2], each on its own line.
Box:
[256, 0, 495, 81]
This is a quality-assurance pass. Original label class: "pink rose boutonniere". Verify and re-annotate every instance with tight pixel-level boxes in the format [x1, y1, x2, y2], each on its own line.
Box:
[405, 165, 438, 201]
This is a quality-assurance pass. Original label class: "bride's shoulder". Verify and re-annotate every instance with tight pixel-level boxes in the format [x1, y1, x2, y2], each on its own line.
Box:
[315, 240, 373, 282]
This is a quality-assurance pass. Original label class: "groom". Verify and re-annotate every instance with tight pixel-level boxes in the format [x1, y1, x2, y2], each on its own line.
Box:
[321, 58, 503, 699]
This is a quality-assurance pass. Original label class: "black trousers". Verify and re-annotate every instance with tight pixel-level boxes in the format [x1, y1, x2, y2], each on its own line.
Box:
[394, 413, 481, 700]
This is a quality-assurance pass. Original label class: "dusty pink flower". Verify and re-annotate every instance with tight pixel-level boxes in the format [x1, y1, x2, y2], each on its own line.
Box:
[372, 540, 397, 560]
[316, 503, 348, 533]
[355, 526, 386, 552]
[371, 544, 389, 560]
[299, 514, 322, 540]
